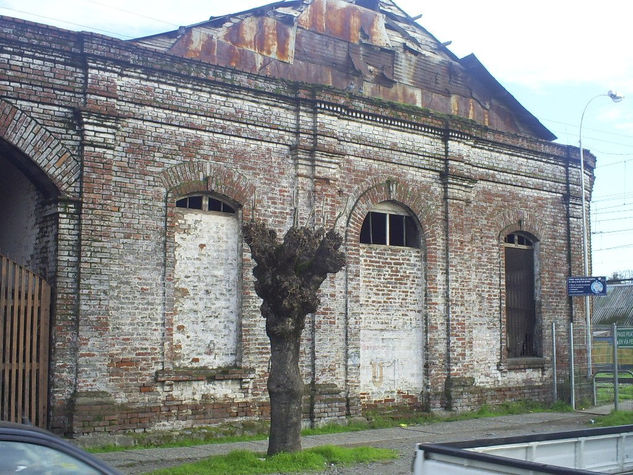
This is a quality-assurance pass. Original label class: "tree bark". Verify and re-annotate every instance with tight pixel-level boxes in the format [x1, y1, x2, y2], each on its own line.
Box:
[242, 221, 345, 455]
[267, 335, 303, 455]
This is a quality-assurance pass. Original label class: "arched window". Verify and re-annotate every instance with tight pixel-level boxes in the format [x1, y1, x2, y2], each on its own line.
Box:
[176, 195, 235, 214]
[360, 202, 419, 248]
[504, 232, 538, 358]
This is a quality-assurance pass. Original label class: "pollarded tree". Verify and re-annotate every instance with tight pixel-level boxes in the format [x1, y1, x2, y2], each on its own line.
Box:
[243, 221, 345, 455]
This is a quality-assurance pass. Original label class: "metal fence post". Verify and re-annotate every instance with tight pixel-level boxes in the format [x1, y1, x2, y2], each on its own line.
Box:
[552, 322, 557, 403]
[570, 322, 575, 410]
[613, 323, 619, 412]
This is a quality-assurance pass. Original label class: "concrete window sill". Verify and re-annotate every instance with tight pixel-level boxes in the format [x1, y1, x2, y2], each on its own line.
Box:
[506, 357, 545, 370]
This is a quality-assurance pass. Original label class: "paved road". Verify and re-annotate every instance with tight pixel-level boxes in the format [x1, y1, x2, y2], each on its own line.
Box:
[97, 409, 605, 474]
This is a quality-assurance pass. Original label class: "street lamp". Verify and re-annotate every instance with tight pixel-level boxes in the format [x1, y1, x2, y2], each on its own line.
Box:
[579, 90, 624, 378]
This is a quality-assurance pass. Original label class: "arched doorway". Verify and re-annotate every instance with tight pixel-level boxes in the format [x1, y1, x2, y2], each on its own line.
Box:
[0, 140, 57, 427]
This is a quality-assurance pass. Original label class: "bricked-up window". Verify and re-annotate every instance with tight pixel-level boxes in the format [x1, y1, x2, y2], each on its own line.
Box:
[176, 195, 235, 214]
[360, 202, 419, 248]
[172, 192, 240, 368]
[504, 232, 538, 358]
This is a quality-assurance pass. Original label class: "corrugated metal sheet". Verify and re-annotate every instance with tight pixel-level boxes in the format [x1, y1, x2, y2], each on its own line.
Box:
[593, 284, 633, 326]
[169, 16, 296, 64]
[297, 0, 390, 46]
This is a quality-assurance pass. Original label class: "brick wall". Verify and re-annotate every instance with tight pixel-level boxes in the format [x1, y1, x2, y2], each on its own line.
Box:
[0, 16, 593, 436]
[359, 244, 424, 406]
[173, 209, 240, 368]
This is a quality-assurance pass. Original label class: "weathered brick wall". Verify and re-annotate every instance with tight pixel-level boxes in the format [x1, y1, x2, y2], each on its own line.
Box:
[173, 210, 240, 368]
[0, 16, 593, 436]
[359, 245, 424, 405]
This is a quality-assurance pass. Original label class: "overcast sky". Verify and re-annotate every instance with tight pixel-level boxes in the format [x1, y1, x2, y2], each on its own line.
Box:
[1, 0, 632, 277]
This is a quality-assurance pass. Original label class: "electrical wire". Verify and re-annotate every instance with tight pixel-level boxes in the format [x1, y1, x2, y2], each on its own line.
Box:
[592, 228, 633, 235]
[85, 0, 180, 28]
[594, 244, 633, 252]
[0, 6, 135, 38]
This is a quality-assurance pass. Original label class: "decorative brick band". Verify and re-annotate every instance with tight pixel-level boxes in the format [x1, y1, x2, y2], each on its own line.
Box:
[0, 99, 80, 197]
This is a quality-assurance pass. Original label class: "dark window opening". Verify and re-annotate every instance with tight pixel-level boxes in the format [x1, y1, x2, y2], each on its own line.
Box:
[176, 195, 235, 214]
[504, 232, 537, 358]
[505, 233, 533, 247]
[176, 196, 202, 209]
[208, 197, 235, 214]
[360, 209, 419, 248]
[389, 214, 405, 247]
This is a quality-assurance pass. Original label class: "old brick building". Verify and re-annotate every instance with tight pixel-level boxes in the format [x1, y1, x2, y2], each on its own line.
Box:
[0, 0, 593, 436]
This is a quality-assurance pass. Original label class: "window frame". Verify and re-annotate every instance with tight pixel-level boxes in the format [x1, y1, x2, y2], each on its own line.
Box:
[503, 231, 542, 361]
[360, 202, 420, 249]
[175, 194, 236, 214]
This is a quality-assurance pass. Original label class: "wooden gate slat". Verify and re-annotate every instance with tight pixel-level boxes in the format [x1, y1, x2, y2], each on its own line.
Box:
[10, 261, 19, 422]
[23, 273, 34, 424]
[0, 254, 50, 428]
[38, 281, 50, 428]
[16, 266, 26, 423]
[0, 257, 7, 421]
[29, 277, 39, 425]
[1, 258, 10, 421]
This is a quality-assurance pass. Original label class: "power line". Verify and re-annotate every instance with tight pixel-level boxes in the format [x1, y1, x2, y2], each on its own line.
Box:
[592, 193, 633, 203]
[592, 205, 633, 214]
[592, 228, 633, 235]
[594, 244, 633, 252]
[597, 159, 633, 168]
[0, 6, 136, 38]
[544, 117, 633, 140]
[85, 0, 180, 28]
[593, 215, 633, 224]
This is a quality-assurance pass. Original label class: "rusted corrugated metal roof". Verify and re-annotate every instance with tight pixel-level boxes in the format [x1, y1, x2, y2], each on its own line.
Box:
[593, 283, 633, 326]
[131, 0, 556, 141]
[297, 0, 390, 46]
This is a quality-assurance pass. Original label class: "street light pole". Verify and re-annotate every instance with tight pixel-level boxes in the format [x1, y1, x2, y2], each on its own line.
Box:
[578, 91, 623, 379]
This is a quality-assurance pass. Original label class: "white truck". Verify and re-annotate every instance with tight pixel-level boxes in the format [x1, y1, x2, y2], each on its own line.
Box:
[413, 424, 633, 474]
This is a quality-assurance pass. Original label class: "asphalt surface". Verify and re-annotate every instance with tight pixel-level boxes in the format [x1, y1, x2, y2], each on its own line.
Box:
[97, 408, 609, 474]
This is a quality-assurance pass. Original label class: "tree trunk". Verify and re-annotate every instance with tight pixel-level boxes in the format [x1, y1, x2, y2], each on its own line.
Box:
[267, 334, 303, 455]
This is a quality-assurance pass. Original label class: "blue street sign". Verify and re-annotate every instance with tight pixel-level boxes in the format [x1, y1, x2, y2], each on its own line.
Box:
[567, 276, 607, 296]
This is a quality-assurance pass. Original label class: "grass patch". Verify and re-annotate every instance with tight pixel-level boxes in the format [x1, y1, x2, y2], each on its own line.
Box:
[302, 400, 572, 436]
[147, 445, 397, 475]
[89, 434, 268, 454]
[87, 421, 269, 453]
[595, 372, 633, 405]
[593, 410, 633, 427]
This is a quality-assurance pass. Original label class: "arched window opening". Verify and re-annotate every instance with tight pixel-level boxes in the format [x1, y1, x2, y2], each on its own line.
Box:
[504, 231, 538, 358]
[171, 192, 239, 368]
[360, 202, 419, 248]
[504, 232, 533, 248]
[176, 195, 235, 214]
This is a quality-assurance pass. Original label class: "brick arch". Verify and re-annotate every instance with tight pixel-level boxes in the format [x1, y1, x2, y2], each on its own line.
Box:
[343, 175, 437, 246]
[0, 100, 79, 197]
[160, 161, 256, 219]
[493, 208, 543, 243]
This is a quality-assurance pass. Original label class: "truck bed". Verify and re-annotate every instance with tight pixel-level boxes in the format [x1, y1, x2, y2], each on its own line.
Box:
[413, 424, 633, 474]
